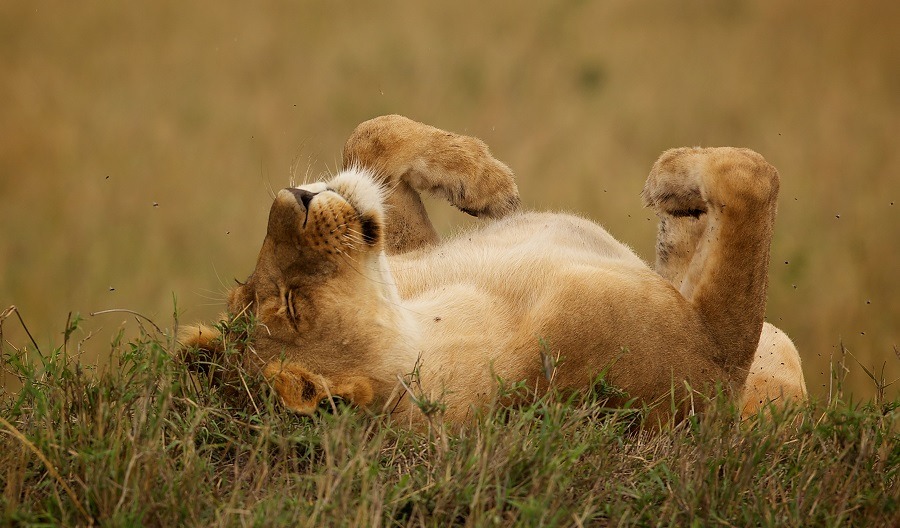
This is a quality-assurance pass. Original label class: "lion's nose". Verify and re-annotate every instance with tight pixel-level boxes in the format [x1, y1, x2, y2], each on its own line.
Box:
[289, 188, 317, 209]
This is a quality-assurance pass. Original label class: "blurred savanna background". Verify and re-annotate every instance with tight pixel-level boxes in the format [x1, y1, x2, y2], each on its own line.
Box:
[1, 0, 897, 400]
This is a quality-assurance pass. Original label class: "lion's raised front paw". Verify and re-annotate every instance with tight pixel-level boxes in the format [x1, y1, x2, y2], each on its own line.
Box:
[445, 146, 520, 219]
[345, 115, 521, 220]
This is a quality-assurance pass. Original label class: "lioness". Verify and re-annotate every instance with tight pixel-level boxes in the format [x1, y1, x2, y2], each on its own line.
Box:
[182, 115, 806, 425]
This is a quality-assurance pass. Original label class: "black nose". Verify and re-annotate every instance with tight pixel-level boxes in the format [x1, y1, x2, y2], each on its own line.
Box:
[289, 188, 317, 209]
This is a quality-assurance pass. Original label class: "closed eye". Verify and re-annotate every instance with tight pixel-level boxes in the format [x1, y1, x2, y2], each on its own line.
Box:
[285, 289, 297, 321]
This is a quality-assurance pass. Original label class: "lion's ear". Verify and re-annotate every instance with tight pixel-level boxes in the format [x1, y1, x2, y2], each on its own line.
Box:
[263, 363, 375, 414]
[263, 362, 323, 415]
[333, 376, 375, 408]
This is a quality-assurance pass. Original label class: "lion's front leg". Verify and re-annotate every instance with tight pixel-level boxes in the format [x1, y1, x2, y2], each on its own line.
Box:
[342, 115, 520, 254]
[642, 147, 779, 387]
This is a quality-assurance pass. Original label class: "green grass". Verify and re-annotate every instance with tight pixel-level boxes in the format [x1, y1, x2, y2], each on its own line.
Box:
[2, 315, 898, 526]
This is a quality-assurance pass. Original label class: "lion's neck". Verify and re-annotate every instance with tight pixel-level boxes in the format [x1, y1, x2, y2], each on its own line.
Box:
[364, 252, 426, 392]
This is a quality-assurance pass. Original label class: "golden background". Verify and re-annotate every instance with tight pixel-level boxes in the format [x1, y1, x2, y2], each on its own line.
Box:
[2, 1, 897, 399]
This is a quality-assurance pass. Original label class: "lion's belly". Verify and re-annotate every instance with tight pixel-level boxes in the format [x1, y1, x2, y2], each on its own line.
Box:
[404, 283, 523, 417]
[390, 212, 727, 412]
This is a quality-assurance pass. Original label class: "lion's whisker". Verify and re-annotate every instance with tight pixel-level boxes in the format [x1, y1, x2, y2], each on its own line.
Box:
[333, 250, 397, 287]
[340, 232, 365, 243]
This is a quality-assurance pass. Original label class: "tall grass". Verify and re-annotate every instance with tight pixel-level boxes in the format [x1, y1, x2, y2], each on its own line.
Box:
[1, 313, 897, 526]
[1, 1, 898, 397]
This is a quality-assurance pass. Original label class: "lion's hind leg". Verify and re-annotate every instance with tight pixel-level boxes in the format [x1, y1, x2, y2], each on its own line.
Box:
[642, 147, 779, 387]
[342, 115, 520, 254]
[740, 323, 808, 419]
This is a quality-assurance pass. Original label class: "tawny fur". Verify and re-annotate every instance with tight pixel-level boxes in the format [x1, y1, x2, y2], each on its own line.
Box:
[180, 115, 807, 425]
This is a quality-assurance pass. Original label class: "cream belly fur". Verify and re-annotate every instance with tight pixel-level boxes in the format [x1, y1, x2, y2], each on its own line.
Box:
[180, 115, 808, 425]
[389, 212, 715, 422]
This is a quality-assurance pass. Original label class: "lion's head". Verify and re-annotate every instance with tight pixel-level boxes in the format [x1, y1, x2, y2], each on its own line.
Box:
[182, 168, 417, 414]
